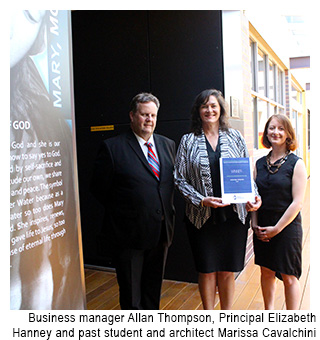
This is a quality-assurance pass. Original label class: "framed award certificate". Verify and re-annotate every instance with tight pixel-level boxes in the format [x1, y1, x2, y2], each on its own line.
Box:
[219, 157, 255, 203]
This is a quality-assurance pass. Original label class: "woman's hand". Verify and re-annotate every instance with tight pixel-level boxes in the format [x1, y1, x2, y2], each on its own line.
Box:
[253, 225, 279, 242]
[202, 197, 230, 209]
[246, 196, 262, 212]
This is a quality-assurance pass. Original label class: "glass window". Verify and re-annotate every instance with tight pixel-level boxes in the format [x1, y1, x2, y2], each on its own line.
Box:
[291, 84, 303, 104]
[250, 41, 254, 90]
[269, 61, 275, 101]
[250, 41, 285, 150]
[250, 40, 256, 91]
[277, 68, 284, 105]
[291, 85, 298, 102]
[252, 96, 258, 148]
[257, 49, 266, 96]
[257, 99, 268, 149]
[291, 110, 297, 135]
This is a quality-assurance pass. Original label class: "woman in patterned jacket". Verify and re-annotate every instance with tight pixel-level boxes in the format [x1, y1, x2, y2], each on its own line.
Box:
[174, 89, 261, 310]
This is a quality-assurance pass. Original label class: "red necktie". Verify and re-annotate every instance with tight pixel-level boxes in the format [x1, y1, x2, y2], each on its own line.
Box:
[145, 142, 160, 180]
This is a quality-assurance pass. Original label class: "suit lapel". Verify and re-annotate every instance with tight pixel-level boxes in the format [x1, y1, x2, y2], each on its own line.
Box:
[153, 134, 165, 180]
[153, 134, 167, 180]
[153, 134, 162, 164]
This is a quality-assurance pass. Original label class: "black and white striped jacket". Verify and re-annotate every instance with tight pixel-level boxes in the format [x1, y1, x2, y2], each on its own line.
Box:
[174, 128, 258, 229]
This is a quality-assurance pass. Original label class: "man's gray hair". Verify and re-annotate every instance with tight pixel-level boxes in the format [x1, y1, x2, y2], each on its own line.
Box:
[130, 93, 160, 113]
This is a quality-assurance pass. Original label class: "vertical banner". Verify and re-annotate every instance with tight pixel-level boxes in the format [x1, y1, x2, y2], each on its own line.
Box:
[10, 10, 86, 309]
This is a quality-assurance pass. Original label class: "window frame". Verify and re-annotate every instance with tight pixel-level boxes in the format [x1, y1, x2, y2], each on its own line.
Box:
[250, 39, 285, 150]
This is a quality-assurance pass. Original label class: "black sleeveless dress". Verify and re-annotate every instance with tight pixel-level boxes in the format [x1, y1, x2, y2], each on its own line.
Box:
[185, 138, 249, 273]
[253, 153, 302, 280]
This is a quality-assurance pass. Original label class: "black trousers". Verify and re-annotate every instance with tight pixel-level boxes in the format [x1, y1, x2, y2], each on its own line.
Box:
[114, 226, 168, 310]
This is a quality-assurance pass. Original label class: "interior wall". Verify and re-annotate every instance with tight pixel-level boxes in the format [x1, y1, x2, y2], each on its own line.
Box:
[72, 10, 224, 282]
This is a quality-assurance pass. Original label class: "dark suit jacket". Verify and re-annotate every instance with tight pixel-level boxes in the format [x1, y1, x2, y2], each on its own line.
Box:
[92, 129, 176, 250]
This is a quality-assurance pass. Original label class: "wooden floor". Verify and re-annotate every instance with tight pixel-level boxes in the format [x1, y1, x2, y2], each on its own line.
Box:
[85, 180, 310, 310]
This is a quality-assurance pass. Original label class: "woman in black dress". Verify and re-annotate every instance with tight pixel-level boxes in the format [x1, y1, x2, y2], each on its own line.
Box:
[252, 114, 307, 310]
[174, 89, 261, 309]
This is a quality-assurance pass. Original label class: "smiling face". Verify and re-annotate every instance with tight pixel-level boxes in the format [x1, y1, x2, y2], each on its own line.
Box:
[266, 117, 288, 147]
[130, 101, 158, 141]
[199, 95, 221, 127]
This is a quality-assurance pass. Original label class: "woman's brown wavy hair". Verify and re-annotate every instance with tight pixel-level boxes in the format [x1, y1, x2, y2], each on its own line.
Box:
[190, 89, 230, 135]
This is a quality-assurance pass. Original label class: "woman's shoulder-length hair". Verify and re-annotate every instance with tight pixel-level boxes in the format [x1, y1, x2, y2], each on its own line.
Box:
[262, 114, 298, 151]
[191, 89, 230, 135]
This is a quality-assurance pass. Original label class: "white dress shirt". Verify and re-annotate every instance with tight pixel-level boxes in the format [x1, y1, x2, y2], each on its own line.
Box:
[133, 132, 160, 165]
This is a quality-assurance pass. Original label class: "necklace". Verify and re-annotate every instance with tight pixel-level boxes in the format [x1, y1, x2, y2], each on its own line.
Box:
[266, 150, 289, 174]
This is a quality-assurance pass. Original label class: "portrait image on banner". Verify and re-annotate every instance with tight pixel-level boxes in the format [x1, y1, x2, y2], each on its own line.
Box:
[10, 10, 86, 309]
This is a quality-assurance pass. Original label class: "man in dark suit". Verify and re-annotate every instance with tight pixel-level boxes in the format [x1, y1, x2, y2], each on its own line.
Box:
[92, 93, 176, 309]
